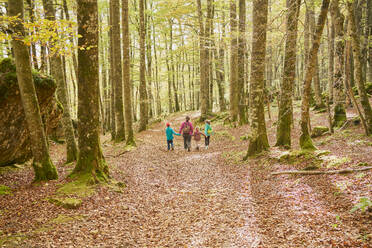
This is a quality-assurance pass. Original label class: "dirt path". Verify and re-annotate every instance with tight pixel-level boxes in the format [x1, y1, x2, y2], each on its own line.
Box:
[1, 110, 371, 247]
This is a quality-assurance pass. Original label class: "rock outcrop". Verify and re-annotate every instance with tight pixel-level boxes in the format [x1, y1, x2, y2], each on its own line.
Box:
[0, 58, 62, 166]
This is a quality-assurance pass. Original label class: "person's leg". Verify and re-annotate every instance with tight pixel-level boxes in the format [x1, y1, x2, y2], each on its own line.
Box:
[167, 140, 171, 151]
[170, 140, 174, 150]
[183, 135, 187, 149]
[187, 135, 191, 151]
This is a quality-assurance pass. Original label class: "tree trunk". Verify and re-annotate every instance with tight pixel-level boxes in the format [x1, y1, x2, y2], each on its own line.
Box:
[309, 4, 325, 109]
[122, 0, 135, 145]
[196, 0, 208, 121]
[9, 0, 58, 181]
[245, 0, 270, 158]
[229, 0, 239, 122]
[347, 2, 372, 134]
[109, 4, 116, 140]
[216, 11, 226, 112]
[111, 0, 125, 141]
[367, 0, 372, 83]
[330, 0, 347, 128]
[42, 0, 78, 163]
[73, 0, 109, 182]
[206, 0, 213, 113]
[299, 0, 330, 150]
[275, 0, 301, 149]
[327, 18, 334, 102]
[138, 0, 148, 131]
[238, 0, 247, 125]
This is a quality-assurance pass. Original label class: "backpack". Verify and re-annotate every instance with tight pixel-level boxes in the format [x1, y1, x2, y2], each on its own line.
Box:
[183, 122, 191, 134]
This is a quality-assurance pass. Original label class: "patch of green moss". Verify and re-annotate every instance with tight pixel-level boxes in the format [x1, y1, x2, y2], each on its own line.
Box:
[311, 126, 329, 138]
[57, 174, 95, 197]
[222, 150, 246, 165]
[215, 130, 235, 141]
[0, 185, 12, 195]
[278, 149, 322, 169]
[327, 157, 351, 168]
[0, 232, 26, 247]
[50, 214, 85, 224]
[48, 197, 82, 209]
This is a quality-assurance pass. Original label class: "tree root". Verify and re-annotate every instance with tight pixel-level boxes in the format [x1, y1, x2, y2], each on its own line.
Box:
[271, 166, 372, 176]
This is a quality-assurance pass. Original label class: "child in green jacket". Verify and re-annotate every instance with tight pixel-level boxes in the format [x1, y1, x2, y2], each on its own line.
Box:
[204, 120, 212, 149]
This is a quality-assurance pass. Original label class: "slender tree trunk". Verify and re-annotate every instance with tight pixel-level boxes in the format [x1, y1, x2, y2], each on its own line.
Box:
[327, 18, 335, 102]
[330, 0, 347, 127]
[205, 0, 212, 113]
[138, 0, 148, 131]
[230, 0, 239, 122]
[245, 0, 270, 158]
[347, 2, 372, 134]
[42, 0, 78, 163]
[275, 0, 301, 148]
[9, 0, 58, 181]
[238, 0, 247, 124]
[122, 0, 135, 145]
[109, 4, 116, 140]
[73, 0, 109, 181]
[300, 0, 330, 150]
[309, 4, 325, 109]
[111, 0, 125, 141]
[216, 11, 226, 111]
[196, 0, 208, 121]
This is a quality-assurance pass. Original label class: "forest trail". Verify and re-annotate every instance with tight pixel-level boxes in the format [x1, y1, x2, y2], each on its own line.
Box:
[1, 110, 372, 247]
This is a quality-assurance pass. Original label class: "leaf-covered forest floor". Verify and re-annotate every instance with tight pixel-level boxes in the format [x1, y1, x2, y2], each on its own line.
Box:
[1, 102, 372, 247]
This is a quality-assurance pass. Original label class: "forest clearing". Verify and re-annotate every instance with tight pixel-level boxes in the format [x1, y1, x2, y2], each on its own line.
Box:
[1, 0, 372, 247]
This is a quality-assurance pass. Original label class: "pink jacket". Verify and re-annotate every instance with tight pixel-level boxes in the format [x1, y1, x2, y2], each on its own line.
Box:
[179, 121, 193, 135]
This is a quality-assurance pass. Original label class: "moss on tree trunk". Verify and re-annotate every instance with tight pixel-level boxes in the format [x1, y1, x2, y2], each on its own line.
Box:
[9, 0, 58, 181]
[300, 0, 330, 150]
[245, 0, 270, 158]
[276, 0, 301, 149]
[73, 0, 109, 182]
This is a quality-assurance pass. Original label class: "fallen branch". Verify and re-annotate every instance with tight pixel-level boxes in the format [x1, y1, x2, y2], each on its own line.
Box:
[271, 166, 372, 176]
[105, 150, 129, 158]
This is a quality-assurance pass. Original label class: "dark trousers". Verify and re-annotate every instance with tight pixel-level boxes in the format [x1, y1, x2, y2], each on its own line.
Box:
[205, 136, 210, 146]
[167, 139, 174, 150]
[183, 134, 191, 150]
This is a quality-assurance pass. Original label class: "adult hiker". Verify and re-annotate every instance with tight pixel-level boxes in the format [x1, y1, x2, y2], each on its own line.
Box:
[179, 116, 194, 152]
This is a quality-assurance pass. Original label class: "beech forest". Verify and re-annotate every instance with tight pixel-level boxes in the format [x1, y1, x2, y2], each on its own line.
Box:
[0, 0, 371, 246]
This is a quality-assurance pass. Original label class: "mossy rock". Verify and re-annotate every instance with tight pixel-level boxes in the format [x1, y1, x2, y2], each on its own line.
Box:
[0, 58, 61, 166]
[0, 185, 12, 195]
[240, 135, 248, 141]
[48, 197, 82, 209]
[278, 149, 322, 169]
[311, 126, 329, 138]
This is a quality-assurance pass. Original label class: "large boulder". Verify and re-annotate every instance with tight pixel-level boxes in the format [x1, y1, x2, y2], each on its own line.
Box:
[0, 58, 62, 166]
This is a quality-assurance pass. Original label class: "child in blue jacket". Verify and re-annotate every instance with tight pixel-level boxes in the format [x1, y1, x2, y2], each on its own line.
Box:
[165, 123, 180, 151]
[204, 120, 212, 149]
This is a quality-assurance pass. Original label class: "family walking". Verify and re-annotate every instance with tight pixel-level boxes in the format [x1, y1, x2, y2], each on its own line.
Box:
[165, 116, 212, 152]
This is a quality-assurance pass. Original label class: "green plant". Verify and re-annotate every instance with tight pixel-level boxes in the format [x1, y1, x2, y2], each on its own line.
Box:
[351, 197, 372, 213]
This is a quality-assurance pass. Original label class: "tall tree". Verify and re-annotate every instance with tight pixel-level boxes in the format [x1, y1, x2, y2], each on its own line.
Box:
[138, 0, 148, 131]
[73, 0, 109, 181]
[229, 0, 238, 122]
[215, 11, 227, 111]
[329, 0, 347, 128]
[42, 0, 78, 163]
[122, 0, 135, 145]
[327, 18, 334, 102]
[275, 0, 301, 148]
[238, 0, 247, 125]
[9, 0, 58, 181]
[111, 0, 125, 141]
[196, 0, 208, 121]
[346, 1, 372, 134]
[299, 0, 330, 150]
[245, 0, 270, 158]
